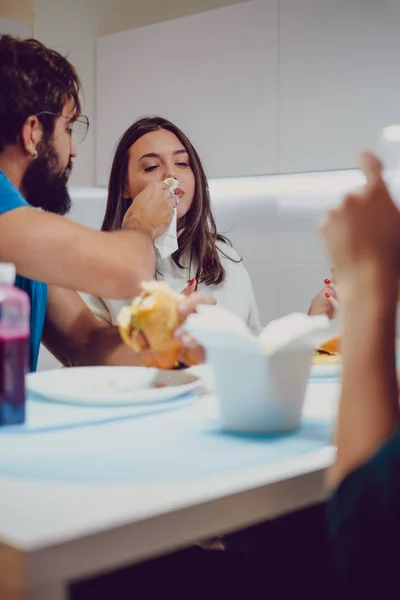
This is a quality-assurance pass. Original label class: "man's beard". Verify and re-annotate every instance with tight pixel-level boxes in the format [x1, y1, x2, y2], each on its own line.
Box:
[22, 139, 72, 216]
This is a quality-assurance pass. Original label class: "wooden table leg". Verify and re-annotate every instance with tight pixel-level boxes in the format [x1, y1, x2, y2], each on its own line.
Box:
[0, 542, 67, 600]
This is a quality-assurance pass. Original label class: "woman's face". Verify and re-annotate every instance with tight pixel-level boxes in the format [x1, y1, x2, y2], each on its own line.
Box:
[125, 129, 196, 220]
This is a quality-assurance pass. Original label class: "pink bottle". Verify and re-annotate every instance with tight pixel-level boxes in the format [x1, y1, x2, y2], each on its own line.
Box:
[0, 263, 30, 426]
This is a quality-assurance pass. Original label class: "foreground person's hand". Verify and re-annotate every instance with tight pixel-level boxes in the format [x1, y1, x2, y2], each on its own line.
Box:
[320, 152, 400, 284]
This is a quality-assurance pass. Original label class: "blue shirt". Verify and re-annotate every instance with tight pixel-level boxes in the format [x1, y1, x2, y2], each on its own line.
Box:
[0, 171, 47, 372]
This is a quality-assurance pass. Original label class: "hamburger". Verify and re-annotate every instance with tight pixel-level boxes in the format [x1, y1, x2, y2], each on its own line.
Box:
[117, 281, 183, 369]
[313, 336, 341, 365]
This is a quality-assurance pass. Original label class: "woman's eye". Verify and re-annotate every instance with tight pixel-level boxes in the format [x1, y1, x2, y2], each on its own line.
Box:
[66, 126, 73, 136]
[176, 162, 190, 168]
[144, 165, 158, 172]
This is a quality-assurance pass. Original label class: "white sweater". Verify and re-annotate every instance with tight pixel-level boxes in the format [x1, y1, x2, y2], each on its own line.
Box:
[80, 242, 262, 335]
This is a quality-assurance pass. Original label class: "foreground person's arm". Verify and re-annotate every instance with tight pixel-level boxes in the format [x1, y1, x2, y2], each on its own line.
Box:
[320, 152, 400, 595]
[321, 154, 400, 488]
[329, 271, 399, 488]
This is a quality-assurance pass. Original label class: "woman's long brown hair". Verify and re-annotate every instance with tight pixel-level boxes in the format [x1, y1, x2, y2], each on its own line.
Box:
[101, 116, 239, 285]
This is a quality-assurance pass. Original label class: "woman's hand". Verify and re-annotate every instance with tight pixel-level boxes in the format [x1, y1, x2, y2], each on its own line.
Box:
[181, 278, 197, 296]
[308, 271, 340, 319]
[174, 328, 206, 366]
[174, 287, 213, 366]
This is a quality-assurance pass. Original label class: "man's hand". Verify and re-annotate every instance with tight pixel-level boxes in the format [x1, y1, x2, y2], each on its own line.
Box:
[122, 182, 176, 239]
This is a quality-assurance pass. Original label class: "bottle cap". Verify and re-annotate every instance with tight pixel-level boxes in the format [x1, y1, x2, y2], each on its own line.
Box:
[0, 262, 16, 285]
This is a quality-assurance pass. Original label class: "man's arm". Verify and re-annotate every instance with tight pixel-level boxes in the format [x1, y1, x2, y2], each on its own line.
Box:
[0, 180, 177, 299]
[42, 285, 147, 367]
[0, 207, 155, 299]
[43, 286, 216, 369]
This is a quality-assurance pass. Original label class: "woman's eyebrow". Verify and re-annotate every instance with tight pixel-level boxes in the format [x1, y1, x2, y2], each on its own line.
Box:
[138, 149, 188, 162]
[138, 152, 160, 162]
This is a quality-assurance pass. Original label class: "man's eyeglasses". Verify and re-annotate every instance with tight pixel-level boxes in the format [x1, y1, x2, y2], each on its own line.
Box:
[36, 111, 90, 144]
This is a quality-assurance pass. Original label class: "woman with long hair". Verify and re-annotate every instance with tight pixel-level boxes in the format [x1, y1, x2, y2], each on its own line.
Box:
[81, 116, 334, 364]
[82, 116, 262, 338]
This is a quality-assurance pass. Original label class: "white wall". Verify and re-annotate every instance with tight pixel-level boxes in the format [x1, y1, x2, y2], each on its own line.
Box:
[96, 0, 278, 185]
[32, 0, 250, 187]
[33, 0, 99, 187]
[278, 0, 400, 172]
[96, 0, 400, 181]
[20, 0, 400, 184]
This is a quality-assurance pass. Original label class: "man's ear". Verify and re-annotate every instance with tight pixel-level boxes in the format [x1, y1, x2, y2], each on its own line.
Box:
[20, 116, 43, 158]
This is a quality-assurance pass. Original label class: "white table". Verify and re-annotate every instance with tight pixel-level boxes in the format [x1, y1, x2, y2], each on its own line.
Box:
[0, 378, 339, 600]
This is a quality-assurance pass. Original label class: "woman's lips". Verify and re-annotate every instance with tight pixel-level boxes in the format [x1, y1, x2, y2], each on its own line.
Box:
[174, 188, 184, 199]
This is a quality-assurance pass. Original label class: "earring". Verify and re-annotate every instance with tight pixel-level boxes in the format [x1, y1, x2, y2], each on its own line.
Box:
[31, 150, 38, 160]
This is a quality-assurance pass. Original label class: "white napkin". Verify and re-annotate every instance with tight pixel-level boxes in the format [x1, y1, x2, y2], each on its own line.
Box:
[154, 178, 179, 259]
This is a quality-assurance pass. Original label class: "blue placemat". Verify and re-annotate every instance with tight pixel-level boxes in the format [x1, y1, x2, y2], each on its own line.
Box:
[0, 392, 195, 434]
[0, 398, 334, 484]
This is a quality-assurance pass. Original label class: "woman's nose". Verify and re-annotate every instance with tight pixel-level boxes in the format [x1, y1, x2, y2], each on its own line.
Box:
[164, 164, 176, 181]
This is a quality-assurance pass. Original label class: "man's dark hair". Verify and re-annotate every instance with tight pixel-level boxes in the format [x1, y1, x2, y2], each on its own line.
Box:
[0, 35, 82, 152]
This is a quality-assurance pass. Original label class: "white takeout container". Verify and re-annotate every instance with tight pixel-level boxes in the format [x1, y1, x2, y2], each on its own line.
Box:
[186, 307, 337, 434]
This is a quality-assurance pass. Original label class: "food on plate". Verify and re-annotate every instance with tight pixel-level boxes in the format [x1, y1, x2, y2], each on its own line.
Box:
[313, 336, 341, 365]
[318, 336, 340, 355]
[313, 352, 341, 366]
[117, 281, 183, 370]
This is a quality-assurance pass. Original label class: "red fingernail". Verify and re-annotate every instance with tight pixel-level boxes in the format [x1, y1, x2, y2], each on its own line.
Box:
[188, 278, 196, 285]
[325, 292, 330, 298]
[324, 279, 331, 285]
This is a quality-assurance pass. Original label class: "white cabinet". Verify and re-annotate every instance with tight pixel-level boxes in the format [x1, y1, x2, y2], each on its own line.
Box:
[278, 0, 400, 173]
[95, 0, 400, 179]
[96, 0, 279, 185]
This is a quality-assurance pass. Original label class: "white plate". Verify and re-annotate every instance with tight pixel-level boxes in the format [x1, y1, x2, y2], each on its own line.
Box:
[26, 367, 200, 407]
[309, 363, 341, 380]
